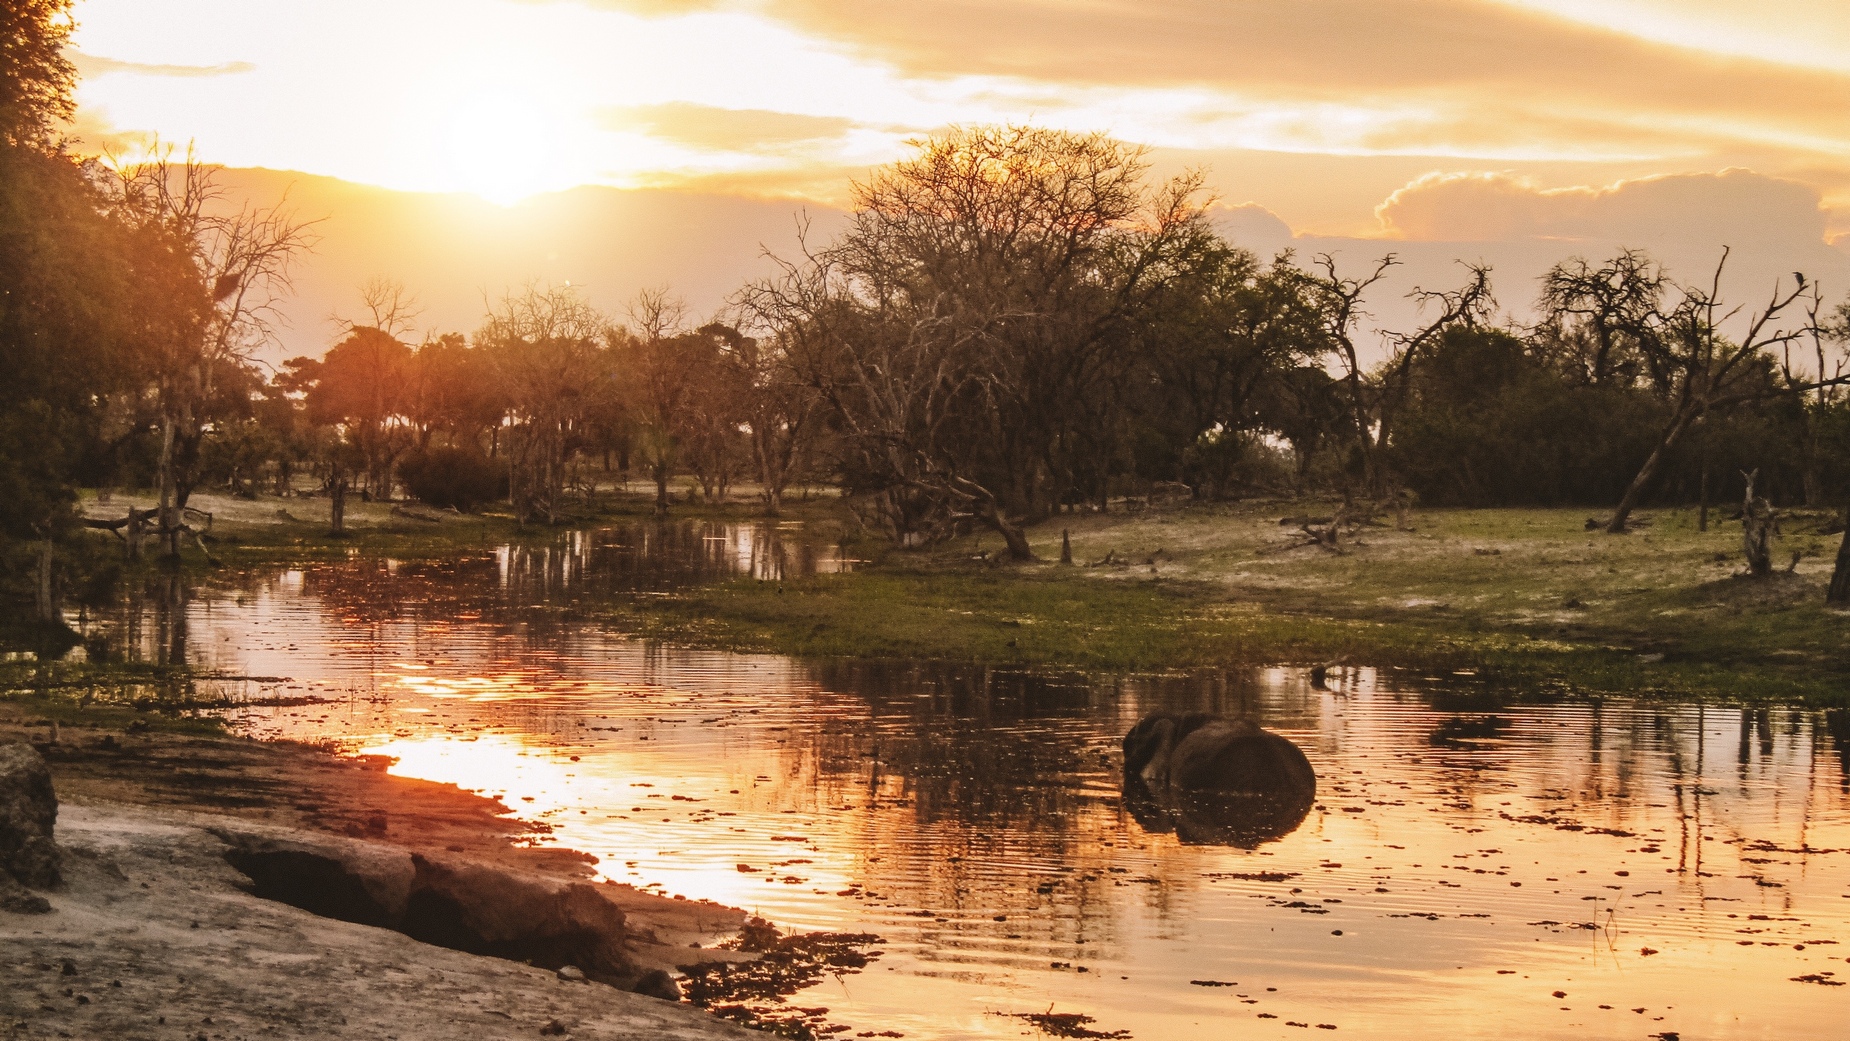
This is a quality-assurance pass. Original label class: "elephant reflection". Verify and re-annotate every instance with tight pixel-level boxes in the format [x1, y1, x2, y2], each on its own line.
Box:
[1120, 712, 1317, 847]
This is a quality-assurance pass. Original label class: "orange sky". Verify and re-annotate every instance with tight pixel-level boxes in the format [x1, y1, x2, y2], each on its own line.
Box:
[65, 0, 1850, 236]
[61, 0, 1850, 359]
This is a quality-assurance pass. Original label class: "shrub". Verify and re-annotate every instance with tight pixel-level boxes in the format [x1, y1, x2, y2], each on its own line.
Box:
[397, 446, 505, 510]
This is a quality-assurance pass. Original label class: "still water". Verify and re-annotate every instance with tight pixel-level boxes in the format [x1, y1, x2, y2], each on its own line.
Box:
[79, 520, 1850, 1039]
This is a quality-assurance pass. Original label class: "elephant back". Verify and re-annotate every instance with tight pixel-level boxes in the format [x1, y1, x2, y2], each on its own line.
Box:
[1169, 719, 1316, 799]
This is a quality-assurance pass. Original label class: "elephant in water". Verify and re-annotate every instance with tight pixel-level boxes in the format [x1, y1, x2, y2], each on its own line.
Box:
[1120, 712, 1317, 847]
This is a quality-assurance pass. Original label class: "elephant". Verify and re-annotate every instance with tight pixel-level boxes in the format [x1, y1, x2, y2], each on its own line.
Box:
[1120, 712, 1317, 847]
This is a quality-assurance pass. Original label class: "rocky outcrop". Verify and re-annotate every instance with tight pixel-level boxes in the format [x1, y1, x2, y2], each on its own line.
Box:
[0, 742, 60, 913]
[218, 828, 642, 985]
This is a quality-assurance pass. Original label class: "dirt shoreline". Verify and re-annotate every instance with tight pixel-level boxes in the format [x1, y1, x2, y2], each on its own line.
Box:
[0, 706, 763, 1040]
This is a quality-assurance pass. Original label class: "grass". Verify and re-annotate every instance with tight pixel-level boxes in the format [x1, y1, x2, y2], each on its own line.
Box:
[43, 485, 1850, 706]
[0, 660, 235, 736]
[600, 500, 1850, 705]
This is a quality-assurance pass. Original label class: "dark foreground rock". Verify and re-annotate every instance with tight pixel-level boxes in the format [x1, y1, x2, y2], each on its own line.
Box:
[220, 827, 650, 985]
[0, 742, 59, 913]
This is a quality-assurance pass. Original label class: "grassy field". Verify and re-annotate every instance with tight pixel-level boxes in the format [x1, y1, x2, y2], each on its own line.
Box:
[46, 486, 1850, 705]
[600, 500, 1850, 704]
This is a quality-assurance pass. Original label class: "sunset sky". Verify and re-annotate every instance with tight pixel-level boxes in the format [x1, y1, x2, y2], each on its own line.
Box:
[60, 0, 1850, 351]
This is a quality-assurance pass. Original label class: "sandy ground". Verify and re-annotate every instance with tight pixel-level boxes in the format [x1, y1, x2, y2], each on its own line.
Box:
[0, 802, 757, 1041]
[0, 708, 760, 1040]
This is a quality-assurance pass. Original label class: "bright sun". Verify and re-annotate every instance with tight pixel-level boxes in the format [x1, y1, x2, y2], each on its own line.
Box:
[438, 85, 586, 206]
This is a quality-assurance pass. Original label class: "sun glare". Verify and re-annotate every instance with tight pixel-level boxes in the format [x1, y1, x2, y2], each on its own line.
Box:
[439, 87, 584, 205]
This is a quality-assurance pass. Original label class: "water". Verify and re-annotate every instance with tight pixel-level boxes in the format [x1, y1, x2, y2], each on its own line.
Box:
[74, 520, 1850, 1039]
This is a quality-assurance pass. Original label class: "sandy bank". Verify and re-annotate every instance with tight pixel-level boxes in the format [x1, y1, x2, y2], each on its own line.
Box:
[0, 800, 757, 1040]
[0, 708, 767, 1038]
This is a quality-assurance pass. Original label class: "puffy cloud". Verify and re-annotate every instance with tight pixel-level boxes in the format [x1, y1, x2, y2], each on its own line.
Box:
[1374, 169, 1829, 250]
[600, 102, 860, 155]
[1208, 202, 1296, 257]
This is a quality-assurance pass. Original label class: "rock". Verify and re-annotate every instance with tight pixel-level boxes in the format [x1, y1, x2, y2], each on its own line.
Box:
[632, 968, 683, 1002]
[540, 1019, 568, 1035]
[0, 742, 60, 889]
[217, 828, 639, 983]
[556, 964, 587, 982]
[404, 854, 637, 983]
[219, 831, 415, 928]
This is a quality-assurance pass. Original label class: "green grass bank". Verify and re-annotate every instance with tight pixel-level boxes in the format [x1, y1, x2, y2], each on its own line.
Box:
[41, 486, 1850, 706]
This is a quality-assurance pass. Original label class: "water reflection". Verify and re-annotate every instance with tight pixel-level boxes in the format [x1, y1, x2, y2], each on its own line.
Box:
[65, 544, 1850, 1041]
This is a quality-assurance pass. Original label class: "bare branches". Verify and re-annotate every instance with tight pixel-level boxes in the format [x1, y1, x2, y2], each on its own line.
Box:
[347, 277, 422, 338]
[1577, 250, 1822, 533]
[1303, 254, 1493, 499]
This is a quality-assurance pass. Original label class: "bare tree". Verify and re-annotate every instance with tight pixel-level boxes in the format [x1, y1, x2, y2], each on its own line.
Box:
[1577, 252, 1834, 533]
[741, 126, 1212, 559]
[610, 289, 700, 514]
[477, 284, 607, 524]
[106, 145, 316, 555]
[1534, 250, 1671, 388]
[353, 276, 421, 338]
[1303, 255, 1495, 501]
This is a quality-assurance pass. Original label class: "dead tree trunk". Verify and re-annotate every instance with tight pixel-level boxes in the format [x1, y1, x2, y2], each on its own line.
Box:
[981, 504, 1036, 561]
[1606, 410, 1698, 533]
[1741, 469, 1774, 578]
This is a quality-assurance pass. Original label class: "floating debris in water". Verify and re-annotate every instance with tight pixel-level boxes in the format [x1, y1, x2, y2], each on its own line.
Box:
[678, 917, 886, 1039]
[996, 1010, 1131, 1039]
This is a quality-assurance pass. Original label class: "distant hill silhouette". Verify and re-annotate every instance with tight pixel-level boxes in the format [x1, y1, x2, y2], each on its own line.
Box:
[213, 167, 1850, 367]
[208, 167, 849, 362]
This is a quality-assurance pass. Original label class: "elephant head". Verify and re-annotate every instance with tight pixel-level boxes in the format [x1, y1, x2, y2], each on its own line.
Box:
[1121, 712, 1317, 847]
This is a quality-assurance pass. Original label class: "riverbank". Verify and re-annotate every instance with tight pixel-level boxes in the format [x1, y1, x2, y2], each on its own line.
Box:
[600, 501, 1850, 705]
[0, 703, 761, 1040]
[59, 487, 1850, 704]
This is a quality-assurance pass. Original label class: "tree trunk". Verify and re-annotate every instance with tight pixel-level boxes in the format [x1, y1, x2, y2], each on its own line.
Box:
[1741, 470, 1774, 578]
[1828, 509, 1850, 604]
[654, 466, 670, 516]
[35, 537, 58, 624]
[330, 475, 347, 535]
[1607, 409, 1697, 534]
[157, 408, 181, 558]
[126, 508, 146, 561]
[972, 497, 1035, 561]
[1697, 461, 1710, 533]
[1060, 528, 1073, 565]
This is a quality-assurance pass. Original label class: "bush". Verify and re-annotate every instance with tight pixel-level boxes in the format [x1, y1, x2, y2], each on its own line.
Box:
[397, 446, 504, 510]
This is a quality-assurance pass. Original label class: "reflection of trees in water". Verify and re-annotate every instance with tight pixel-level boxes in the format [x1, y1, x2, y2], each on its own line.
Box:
[181, 521, 848, 634]
[76, 551, 1850, 936]
[765, 662, 1335, 940]
[1828, 711, 1850, 792]
[486, 520, 845, 599]
[80, 570, 191, 669]
[780, 661, 1850, 928]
